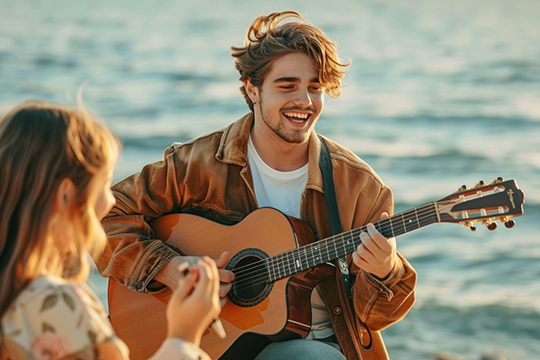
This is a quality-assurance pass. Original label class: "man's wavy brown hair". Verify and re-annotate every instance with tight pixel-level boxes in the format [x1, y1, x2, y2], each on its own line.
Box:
[231, 11, 350, 111]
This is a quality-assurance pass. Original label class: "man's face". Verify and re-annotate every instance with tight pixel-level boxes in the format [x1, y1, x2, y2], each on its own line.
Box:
[251, 52, 324, 145]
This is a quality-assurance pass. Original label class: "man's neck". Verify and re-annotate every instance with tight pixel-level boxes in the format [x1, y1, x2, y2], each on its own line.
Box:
[250, 126, 310, 172]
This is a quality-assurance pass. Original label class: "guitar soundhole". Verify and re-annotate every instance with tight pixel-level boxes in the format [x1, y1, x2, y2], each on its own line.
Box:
[226, 248, 273, 308]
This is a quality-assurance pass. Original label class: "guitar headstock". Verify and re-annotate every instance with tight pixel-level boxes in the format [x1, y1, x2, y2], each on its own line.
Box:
[436, 178, 525, 231]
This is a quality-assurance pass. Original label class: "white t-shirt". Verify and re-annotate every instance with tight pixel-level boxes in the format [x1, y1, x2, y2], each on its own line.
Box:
[247, 136, 334, 340]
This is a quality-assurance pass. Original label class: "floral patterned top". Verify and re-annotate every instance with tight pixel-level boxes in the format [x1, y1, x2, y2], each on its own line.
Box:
[1, 276, 210, 360]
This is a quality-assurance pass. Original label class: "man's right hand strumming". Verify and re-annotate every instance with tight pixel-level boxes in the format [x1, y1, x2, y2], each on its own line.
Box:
[154, 251, 235, 307]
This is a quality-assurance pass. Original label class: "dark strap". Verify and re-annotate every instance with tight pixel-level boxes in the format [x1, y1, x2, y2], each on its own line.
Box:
[318, 136, 373, 351]
[318, 138, 350, 294]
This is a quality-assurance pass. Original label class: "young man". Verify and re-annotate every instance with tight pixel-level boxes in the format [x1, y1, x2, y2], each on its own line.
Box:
[98, 11, 416, 360]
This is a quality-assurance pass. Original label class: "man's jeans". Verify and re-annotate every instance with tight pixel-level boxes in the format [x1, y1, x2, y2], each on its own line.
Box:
[254, 339, 346, 360]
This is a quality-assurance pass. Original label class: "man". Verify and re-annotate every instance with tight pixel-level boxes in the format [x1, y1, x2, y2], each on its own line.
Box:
[98, 11, 416, 360]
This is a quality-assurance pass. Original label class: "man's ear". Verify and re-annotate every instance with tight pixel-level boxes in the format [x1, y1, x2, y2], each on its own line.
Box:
[55, 178, 77, 216]
[244, 79, 260, 104]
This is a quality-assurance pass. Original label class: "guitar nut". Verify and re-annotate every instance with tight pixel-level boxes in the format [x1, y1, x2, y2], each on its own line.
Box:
[333, 306, 342, 315]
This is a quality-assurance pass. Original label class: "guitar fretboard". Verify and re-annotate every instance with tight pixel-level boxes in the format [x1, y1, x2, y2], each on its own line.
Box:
[263, 202, 439, 282]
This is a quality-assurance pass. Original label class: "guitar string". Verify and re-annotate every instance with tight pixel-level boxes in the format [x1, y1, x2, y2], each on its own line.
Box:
[231, 196, 509, 294]
[230, 202, 438, 287]
[230, 202, 440, 294]
[233, 193, 510, 282]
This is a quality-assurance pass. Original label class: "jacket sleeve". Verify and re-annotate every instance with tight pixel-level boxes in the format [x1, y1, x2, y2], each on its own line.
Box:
[96, 145, 183, 293]
[350, 185, 417, 331]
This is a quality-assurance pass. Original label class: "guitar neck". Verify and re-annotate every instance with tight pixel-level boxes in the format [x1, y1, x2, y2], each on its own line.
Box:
[264, 202, 439, 282]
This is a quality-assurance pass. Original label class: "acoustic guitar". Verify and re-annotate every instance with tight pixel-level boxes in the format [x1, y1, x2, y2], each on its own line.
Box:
[108, 178, 524, 360]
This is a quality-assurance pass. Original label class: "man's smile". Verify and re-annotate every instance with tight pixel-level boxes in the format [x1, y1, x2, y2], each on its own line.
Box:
[282, 111, 313, 125]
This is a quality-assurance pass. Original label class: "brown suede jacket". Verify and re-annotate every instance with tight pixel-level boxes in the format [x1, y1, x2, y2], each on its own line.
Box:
[98, 113, 416, 360]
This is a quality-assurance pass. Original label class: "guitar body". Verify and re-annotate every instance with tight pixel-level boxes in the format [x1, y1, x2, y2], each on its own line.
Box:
[108, 208, 335, 360]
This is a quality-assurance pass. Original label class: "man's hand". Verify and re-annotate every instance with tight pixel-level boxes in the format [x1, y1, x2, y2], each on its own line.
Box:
[215, 251, 235, 307]
[352, 212, 397, 280]
[155, 251, 235, 306]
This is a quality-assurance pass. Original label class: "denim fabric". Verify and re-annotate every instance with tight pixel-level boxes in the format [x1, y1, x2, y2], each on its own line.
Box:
[254, 339, 345, 360]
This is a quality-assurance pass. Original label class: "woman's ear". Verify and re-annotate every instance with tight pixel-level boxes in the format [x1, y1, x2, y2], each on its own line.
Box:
[244, 79, 260, 105]
[55, 178, 77, 216]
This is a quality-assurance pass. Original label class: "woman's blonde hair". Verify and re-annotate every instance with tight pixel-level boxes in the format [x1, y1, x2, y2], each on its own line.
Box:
[231, 11, 351, 111]
[0, 99, 119, 318]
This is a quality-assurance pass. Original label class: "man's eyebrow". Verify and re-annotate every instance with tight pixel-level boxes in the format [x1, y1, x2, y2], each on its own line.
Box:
[273, 77, 320, 83]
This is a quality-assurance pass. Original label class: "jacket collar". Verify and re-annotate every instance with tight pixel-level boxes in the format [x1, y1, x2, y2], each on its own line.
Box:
[216, 112, 325, 194]
[215, 113, 252, 167]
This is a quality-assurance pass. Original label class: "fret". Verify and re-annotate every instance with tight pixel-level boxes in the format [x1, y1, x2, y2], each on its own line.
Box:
[293, 256, 302, 271]
[348, 233, 357, 255]
[424, 204, 438, 226]
[264, 259, 271, 283]
[342, 234, 350, 257]
[268, 257, 276, 282]
[351, 231, 361, 252]
[308, 243, 316, 268]
[315, 242, 323, 264]
[270, 254, 277, 281]
[284, 252, 291, 276]
[388, 216, 396, 237]
[305, 244, 312, 268]
[296, 247, 302, 272]
[265, 258, 273, 282]
[266, 202, 441, 282]
[404, 211, 417, 233]
[302, 244, 310, 270]
[287, 252, 294, 276]
[287, 251, 294, 276]
[399, 213, 408, 236]
[289, 252, 297, 275]
[276, 252, 285, 279]
[339, 233, 352, 258]
[313, 243, 321, 265]
[282, 253, 289, 277]
[340, 235, 347, 257]
[312, 242, 320, 264]
[374, 221, 383, 236]
[323, 239, 331, 263]
[376, 219, 393, 239]
[332, 236, 338, 261]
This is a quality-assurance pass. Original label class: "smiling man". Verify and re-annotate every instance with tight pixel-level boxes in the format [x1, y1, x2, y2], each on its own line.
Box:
[99, 10, 416, 360]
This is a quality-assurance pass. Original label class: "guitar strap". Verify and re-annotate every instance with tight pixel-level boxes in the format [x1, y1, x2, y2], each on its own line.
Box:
[318, 136, 373, 351]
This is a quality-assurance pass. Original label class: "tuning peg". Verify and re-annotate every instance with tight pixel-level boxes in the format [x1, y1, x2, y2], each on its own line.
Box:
[504, 220, 515, 229]
[492, 177, 503, 184]
[487, 222, 497, 231]
[470, 226, 477, 232]
[475, 180, 485, 188]
[458, 185, 467, 192]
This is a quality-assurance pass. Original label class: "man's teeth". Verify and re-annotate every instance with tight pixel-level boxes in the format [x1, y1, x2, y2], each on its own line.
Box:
[284, 113, 309, 122]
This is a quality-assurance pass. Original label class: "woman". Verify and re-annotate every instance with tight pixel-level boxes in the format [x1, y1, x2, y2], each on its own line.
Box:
[0, 100, 220, 359]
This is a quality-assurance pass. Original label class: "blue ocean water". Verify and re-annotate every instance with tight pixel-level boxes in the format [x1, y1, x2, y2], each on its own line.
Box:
[1, 0, 539, 359]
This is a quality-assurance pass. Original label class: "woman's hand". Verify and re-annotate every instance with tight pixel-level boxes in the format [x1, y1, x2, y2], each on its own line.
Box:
[165, 256, 222, 346]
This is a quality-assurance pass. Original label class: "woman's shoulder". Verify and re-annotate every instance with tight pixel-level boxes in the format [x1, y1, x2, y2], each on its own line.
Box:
[2, 276, 115, 360]
[13, 276, 106, 317]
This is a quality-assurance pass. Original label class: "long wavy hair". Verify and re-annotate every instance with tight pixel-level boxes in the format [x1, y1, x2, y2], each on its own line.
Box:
[0, 99, 119, 319]
[231, 10, 351, 111]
